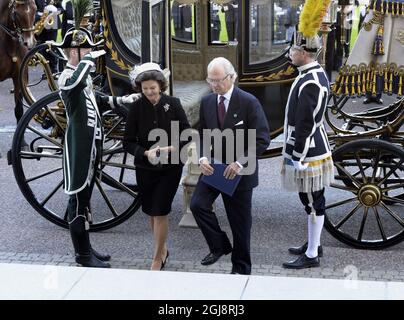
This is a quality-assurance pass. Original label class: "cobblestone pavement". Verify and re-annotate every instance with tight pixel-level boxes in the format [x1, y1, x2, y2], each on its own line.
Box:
[1, 251, 403, 283]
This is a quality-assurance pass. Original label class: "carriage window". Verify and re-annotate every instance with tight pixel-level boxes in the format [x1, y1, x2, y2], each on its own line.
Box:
[209, 0, 239, 44]
[152, 2, 165, 64]
[170, 1, 196, 43]
[249, 0, 303, 65]
[111, 0, 142, 57]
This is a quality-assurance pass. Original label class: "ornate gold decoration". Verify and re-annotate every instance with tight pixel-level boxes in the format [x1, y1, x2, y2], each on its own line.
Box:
[396, 30, 404, 45]
[102, 10, 131, 72]
[363, 10, 384, 32]
[241, 65, 295, 82]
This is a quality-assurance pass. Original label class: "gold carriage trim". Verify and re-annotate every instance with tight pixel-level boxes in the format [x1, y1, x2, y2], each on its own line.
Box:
[369, 0, 404, 17]
[240, 65, 295, 82]
[102, 11, 131, 72]
[332, 62, 404, 97]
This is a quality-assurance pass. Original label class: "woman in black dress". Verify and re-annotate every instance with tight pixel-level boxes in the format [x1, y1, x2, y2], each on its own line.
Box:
[124, 63, 191, 270]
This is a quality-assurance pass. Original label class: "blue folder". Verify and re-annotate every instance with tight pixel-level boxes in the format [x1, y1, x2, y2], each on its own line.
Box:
[201, 162, 242, 196]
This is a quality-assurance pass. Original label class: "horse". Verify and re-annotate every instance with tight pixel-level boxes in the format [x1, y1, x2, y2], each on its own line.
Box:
[0, 0, 36, 123]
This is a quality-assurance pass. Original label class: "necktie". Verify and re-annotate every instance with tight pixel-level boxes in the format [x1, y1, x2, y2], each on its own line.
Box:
[218, 95, 226, 128]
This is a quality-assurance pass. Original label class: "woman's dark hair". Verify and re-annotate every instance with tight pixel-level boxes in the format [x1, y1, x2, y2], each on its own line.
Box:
[134, 70, 168, 92]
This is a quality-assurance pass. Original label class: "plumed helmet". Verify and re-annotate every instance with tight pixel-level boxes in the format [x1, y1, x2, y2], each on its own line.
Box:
[292, 0, 331, 53]
[51, 26, 103, 48]
[293, 31, 322, 53]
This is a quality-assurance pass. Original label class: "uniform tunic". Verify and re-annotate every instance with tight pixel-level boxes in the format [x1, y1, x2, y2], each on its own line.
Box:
[281, 61, 334, 193]
[58, 56, 103, 195]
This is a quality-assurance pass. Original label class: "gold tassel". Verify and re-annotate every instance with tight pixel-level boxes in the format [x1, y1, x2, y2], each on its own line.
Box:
[395, 2, 398, 16]
[389, 72, 393, 94]
[337, 75, 344, 95]
[398, 74, 403, 97]
[362, 72, 367, 95]
[402, 3, 404, 17]
[344, 75, 350, 95]
[372, 72, 377, 96]
[351, 74, 356, 96]
[381, 0, 385, 14]
[357, 73, 362, 96]
[384, 69, 389, 92]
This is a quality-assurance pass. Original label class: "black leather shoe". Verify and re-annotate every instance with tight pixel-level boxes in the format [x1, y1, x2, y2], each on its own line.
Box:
[201, 249, 231, 266]
[363, 98, 371, 104]
[376, 98, 383, 105]
[75, 254, 111, 268]
[288, 242, 323, 257]
[282, 254, 320, 269]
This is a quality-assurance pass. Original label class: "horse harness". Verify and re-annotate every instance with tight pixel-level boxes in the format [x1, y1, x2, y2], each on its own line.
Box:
[0, 0, 35, 46]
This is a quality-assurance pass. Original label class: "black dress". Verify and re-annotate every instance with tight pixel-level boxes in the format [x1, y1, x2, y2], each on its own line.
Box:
[123, 94, 191, 216]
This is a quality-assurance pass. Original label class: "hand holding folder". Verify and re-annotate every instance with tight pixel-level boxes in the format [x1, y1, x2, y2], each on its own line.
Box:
[201, 162, 242, 196]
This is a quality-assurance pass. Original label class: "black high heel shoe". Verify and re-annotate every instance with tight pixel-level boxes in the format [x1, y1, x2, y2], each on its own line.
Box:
[160, 250, 169, 270]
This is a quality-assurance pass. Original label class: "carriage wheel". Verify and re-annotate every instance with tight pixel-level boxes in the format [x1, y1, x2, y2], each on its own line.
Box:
[19, 43, 64, 106]
[324, 139, 404, 249]
[11, 92, 141, 231]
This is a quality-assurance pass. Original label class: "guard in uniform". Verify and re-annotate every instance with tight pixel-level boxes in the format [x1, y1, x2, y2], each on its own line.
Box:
[281, 0, 334, 269]
[60, 0, 74, 38]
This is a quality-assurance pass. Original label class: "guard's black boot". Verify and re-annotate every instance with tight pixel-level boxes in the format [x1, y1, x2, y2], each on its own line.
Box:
[288, 242, 323, 257]
[69, 217, 110, 268]
[91, 246, 111, 262]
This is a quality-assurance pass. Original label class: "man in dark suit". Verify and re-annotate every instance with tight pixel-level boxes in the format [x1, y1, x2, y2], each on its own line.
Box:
[190, 57, 270, 275]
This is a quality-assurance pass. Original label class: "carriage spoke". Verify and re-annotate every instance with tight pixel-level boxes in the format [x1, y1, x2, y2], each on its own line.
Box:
[27, 125, 62, 148]
[330, 183, 357, 193]
[335, 202, 363, 229]
[95, 178, 118, 217]
[335, 162, 361, 188]
[379, 201, 404, 228]
[119, 152, 128, 183]
[357, 207, 369, 241]
[325, 196, 358, 210]
[372, 207, 387, 241]
[382, 196, 404, 205]
[377, 160, 404, 187]
[26, 167, 62, 183]
[354, 152, 368, 183]
[40, 180, 63, 206]
[381, 183, 404, 193]
[101, 172, 138, 198]
[371, 150, 381, 183]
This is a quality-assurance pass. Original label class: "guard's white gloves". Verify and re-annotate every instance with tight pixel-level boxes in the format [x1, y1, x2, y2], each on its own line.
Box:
[120, 93, 141, 104]
[88, 49, 106, 59]
[292, 160, 309, 171]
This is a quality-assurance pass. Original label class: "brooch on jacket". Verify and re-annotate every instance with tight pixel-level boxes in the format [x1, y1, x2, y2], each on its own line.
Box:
[163, 103, 170, 112]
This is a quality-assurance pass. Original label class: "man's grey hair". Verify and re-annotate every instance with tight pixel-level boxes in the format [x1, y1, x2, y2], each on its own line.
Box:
[207, 57, 238, 82]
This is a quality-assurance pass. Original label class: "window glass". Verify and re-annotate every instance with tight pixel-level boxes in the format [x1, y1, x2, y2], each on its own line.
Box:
[249, 0, 304, 65]
[171, 0, 196, 43]
[152, 2, 164, 64]
[111, 0, 142, 57]
[209, 0, 239, 44]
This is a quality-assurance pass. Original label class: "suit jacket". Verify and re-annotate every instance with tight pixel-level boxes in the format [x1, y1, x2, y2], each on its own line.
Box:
[198, 86, 270, 191]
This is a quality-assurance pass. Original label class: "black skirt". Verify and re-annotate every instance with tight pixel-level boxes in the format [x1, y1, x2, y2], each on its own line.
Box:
[136, 165, 183, 216]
